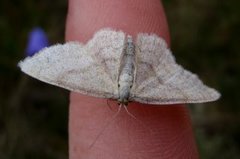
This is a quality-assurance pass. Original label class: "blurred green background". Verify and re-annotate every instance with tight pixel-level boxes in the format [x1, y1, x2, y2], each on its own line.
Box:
[0, 0, 239, 158]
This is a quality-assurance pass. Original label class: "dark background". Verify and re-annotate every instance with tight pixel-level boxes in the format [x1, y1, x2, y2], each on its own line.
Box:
[0, 0, 239, 158]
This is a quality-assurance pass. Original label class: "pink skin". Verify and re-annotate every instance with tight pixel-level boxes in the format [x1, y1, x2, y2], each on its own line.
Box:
[66, 0, 199, 158]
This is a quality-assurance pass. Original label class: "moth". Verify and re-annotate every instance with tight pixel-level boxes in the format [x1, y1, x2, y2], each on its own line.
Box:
[18, 28, 220, 106]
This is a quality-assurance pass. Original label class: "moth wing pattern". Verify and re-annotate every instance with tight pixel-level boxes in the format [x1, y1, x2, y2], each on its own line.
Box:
[19, 29, 126, 99]
[130, 33, 220, 104]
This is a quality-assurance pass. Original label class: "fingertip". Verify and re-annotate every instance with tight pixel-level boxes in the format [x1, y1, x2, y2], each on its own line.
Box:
[66, 0, 198, 158]
[66, 0, 170, 44]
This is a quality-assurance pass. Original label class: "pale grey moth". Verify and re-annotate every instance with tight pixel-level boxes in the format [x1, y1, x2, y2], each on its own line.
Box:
[18, 28, 220, 106]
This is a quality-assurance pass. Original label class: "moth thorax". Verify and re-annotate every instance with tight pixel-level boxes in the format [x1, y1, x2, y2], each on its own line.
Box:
[119, 73, 133, 82]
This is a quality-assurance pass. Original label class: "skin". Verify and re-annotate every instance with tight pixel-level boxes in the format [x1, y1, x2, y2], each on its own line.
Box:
[65, 0, 199, 158]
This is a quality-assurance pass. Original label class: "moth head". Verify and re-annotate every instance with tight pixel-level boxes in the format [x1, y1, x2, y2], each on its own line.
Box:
[118, 98, 129, 106]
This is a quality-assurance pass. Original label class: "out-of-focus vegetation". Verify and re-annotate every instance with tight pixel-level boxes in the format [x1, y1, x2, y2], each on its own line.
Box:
[0, 0, 68, 159]
[0, 0, 239, 158]
[163, 0, 240, 158]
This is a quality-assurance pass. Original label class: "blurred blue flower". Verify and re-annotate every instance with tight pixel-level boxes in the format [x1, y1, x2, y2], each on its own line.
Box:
[25, 27, 49, 56]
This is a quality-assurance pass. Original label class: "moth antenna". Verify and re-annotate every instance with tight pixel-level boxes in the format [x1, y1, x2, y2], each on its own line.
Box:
[89, 104, 123, 149]
[106, 99, 114, 111]
[123, 105, 154, 134]
[123, 105, 138, 121]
